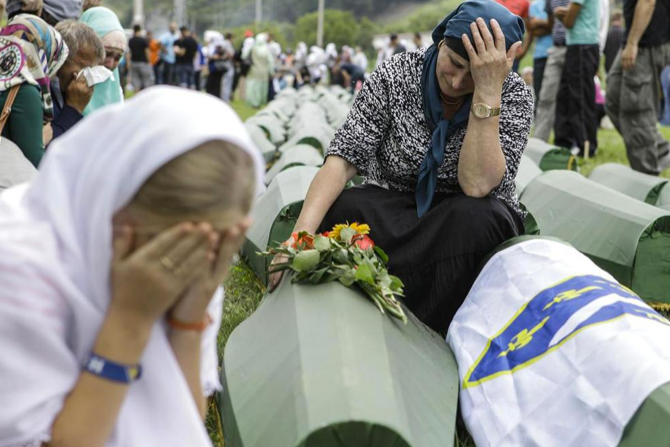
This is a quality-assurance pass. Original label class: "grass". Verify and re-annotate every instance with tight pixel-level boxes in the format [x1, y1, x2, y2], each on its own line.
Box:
[209, 100, 670, 447]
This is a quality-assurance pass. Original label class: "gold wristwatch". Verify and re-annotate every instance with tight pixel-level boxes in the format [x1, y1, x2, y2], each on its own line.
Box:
[471, 103, 501, 119]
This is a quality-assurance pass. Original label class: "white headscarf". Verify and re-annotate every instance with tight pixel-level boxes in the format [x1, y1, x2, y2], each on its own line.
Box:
[0, 87, 264, 446]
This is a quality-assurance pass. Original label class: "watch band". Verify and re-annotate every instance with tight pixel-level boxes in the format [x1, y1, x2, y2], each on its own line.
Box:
[84, 353, 142, 384]
[471, 102, 501, 118]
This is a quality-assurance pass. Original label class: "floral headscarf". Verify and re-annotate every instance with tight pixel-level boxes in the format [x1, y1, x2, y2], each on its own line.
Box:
[0, 14, 69, 121]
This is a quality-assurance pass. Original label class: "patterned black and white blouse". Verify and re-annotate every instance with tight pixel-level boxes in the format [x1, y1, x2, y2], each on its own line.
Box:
[326, 48, 533, 220]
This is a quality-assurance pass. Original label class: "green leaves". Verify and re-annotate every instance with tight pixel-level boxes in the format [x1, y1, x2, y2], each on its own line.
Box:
[314, 235, 332, 252]
[292, 250, 320, 272]
[339, 227, 358, 243]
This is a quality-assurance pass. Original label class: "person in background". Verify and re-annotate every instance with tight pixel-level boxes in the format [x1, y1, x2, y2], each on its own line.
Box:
[174, 26, 198, 89]
[220, 32, 236, 102]
[339, 61, 366, 94]
[193, 36, 206, 91]
[660, 65, 670, 126]
[82, 0, 101, 11]
[6, 0, 42, 19]
[51, 20, 103, 142]
[158, 22, 179, 85]
[0, 87, 264, 447]
[532, 0, 569, 140]
[413, 32, 425, 50]
[234, 29, 255, 101]
[553, 0, 601, 157]
[390, 33, 406, 55]
[128, 24, 155, 93]
[206, 46, 227, 98]
[41, 0, 81, 26]
[353, 46, 368, 72]
[245, 33, 274, 108]
[529, 0, 553, 114]
[147, 31, 162, 84]
[493, 0, 531, 71]
[80, 6, 126, 115]
[604, 11, 625, 75]
[0, 14, 68, 167]
[606, 0, 670, 174]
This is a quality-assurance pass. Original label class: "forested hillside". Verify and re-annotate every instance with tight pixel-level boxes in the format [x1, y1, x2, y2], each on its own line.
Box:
[104, 0, 433, 29]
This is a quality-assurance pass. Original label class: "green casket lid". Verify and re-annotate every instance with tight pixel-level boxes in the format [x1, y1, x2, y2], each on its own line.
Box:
[589, 163, 669, 206]
[265, 146, 324, 185]
[515, 155, 542, 197]
[520, 170, 670, 301]
[221, 280, 459, 447]
[524, 138, 578, 172]
[242, 166, 319, 282]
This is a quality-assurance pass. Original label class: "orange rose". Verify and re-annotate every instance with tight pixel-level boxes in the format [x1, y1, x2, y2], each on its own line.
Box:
[353, 234, 375, 251]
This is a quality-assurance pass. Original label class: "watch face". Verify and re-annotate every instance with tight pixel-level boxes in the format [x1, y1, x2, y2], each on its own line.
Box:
[473, 103, 489, 118]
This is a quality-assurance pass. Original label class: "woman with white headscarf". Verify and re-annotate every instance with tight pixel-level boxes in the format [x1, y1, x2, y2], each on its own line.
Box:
[245, 33, 274, 109]
[0, 86, 264, 446]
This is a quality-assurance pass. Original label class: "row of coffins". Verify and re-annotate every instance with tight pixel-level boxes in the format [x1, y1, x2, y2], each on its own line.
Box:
[222, 100, 670, 446]
[518, 166, 670, 304]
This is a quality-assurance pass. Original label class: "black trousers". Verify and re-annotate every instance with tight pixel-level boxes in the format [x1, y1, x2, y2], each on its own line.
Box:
[554, 44, 600, 156]
[533, 56, 548, 116]
[319, 186, 524, 336]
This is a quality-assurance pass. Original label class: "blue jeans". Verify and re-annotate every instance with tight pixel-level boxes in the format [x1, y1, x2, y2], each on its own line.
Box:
[176, 64, 194, 89]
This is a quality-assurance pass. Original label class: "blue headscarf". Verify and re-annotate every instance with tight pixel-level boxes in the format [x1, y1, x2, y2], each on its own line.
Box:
[416, 0, 525, 218]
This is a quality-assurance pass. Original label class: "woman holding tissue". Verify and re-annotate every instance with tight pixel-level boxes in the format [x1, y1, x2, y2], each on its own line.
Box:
[0, 14, 68, 168]
[80, 6, 126, 115]
[269, 0, 533, 336]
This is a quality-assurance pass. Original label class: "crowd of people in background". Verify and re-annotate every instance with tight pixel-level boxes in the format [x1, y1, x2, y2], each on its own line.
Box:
[0, 0, 669, 191]
[496, 0, 670, 176]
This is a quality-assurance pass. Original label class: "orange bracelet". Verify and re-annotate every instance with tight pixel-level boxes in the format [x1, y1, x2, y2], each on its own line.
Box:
[167, 313, 213, 332]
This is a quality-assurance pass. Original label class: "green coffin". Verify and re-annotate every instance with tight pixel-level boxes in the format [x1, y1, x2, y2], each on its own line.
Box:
[281, 124, 335, 154]
[245, 123, 277, 164]
[247, 116, 287, 145]
[515, 155, 542, 197]
[520, 170, 670, 304]
[242, 166, 319, 283]
[619, 382, 670, 447]
[589, 163, 670, 207]
[265, 146, 324, 185]
[524, 138, 578, 172]
[221, 280, 459, 447]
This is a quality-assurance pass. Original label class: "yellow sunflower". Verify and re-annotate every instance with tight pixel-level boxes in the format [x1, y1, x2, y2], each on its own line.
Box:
[329, 222, 371, 240]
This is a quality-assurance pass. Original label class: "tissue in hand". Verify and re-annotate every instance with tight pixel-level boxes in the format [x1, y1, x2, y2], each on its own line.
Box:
[77, 66, 115, 87]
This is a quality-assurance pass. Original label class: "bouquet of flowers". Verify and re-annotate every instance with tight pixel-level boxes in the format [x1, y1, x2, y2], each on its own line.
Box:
[263, 223, 407, 323]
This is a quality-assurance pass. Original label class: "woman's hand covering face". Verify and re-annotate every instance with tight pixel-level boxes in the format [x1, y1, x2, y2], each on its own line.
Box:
[461, 18, 522, 96]
[169, 217, 252, 323]
[111, 218, 252, 325]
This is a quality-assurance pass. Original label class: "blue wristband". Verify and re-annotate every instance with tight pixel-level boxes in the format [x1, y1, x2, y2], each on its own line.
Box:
[83, 354, 142, 384]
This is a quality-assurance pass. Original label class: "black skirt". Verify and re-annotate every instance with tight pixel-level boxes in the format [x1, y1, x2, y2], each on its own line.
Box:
[319, 185, 524, 336]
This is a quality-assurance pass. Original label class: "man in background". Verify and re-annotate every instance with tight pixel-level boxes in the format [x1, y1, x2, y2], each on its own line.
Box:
[221, 32, 236, 102]
[158, 22, 179, 85]
[147, 31, 162, 84]
[604, 11, 625, 75]
[51, 20, 103, 141]
[606, 0, 670, 174]
[128, 24, 154, 92]
[533, 0, 569, 141]
[553, 0, 601, 157]
[529, 0, 553, 113]
[174, 26, 198, 89]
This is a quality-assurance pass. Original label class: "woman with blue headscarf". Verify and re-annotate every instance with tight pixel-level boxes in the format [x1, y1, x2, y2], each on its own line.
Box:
[269, 0, 533, 336]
